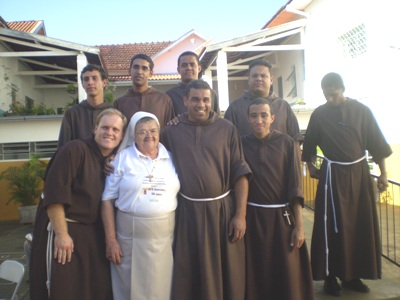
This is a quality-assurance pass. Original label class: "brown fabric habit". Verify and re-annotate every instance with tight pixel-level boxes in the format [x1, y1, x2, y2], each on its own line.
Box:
[30, 138, 112, 300]
[114, 86, 175, 126]
[242, 131, 315, 300]
[302, 98, 392, 281]
[161, 112, 251, 300]
[225, 91, 303, 142]
[58, 100, 112, 147]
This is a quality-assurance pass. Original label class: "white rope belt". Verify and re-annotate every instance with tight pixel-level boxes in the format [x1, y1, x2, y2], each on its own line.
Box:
[247, 202, 289, 208]
[46, 218, 79, 297]
[46, 222, 53, 297]
[179, 190, 231, 202]
[323, 154, 366, 276]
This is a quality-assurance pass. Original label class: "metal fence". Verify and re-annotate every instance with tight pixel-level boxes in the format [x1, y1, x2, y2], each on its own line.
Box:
[376, 176, 400, 267]
[302, 159, 400, 268]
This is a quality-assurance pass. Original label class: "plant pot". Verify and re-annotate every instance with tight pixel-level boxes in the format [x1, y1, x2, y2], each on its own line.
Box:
[18, 205, 37, 225]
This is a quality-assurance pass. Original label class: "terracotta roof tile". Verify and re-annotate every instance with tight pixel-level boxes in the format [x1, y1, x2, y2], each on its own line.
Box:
[7, 20, 44, 34]
[264, 10, 303, 28]
[109, 74, 180, 82]
[99, 41, 173, 72]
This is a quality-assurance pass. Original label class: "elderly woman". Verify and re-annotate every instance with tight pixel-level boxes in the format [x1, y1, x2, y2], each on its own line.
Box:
[101, 111, 180, 300]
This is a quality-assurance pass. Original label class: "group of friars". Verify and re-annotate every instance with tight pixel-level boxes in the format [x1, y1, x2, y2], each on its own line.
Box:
[30, 51, 391, 300]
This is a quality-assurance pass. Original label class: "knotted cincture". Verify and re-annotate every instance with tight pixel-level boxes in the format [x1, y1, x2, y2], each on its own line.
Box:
[322, 154, 366, 276]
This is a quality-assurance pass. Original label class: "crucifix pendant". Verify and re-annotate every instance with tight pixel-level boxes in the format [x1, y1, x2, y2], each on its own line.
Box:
[283, 210, 291, 225]
[147, 175, 153, 182]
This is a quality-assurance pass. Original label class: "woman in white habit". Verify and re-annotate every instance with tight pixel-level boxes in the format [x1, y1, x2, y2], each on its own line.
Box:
[101, 111, 180, 300]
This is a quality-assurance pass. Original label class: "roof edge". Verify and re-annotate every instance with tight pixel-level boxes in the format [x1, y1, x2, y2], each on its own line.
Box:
[205, 19, 307, 52]
[0, 27, 100, 54]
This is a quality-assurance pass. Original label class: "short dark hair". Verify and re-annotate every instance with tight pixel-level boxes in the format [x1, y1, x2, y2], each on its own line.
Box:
[185, 79, 211, 97]
[129, 54, 154, 71]
[248, 59, 273, 95]
[177, 51, 200, 66]
[247, 98, 274, 115]
[248, 59, 272, 73]
[80, 64, 107, 81]
[321, 72, 345, 90]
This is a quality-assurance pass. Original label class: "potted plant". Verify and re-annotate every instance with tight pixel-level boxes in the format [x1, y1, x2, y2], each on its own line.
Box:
[66, 83, 77, 94]
[0, 155, 47, 224]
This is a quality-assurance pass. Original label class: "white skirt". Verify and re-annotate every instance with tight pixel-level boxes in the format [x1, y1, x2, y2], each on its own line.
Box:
[111, 209, 175, 300]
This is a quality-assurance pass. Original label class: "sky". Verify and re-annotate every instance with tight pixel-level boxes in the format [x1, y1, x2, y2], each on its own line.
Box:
[1, 0, 288, 46]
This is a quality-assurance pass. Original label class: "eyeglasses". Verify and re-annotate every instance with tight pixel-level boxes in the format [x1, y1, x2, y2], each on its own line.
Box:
[135, 128, 159, 138]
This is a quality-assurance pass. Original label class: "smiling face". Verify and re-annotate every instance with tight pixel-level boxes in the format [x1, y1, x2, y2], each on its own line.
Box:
[129, 58, 153, 89]
[94, 113, 125, 156]
[184, 88, 212, 123]
[134, 119, 160, 157]
[81, 70, 107, 98]
[248, 65, 273, 97]
[248, 103, 275, 139]
[178, 55, 202, 84]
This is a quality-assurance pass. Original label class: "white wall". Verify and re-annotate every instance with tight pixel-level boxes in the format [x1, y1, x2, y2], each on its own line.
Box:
[42, 88, 79, 112]
[273, 34, 305, 104]
[153, 33, 207, 74]
[303, 0, 400, 142]
[0, 54, 13, 112]
[0, 56, 50, 112]
[302, 0, 400, 181]
[0, 116, 62, 143]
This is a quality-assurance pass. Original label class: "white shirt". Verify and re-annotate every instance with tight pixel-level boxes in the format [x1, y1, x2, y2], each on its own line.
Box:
[102, 143, 180, 215]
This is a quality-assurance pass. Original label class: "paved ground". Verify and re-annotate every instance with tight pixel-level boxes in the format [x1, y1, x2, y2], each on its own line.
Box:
[1, 208, 400, 299]
[0, 221, 32, 300]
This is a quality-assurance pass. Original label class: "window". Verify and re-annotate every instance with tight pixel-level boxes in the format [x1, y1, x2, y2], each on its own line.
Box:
[0, 141, 57, 161]
[286, 66, 297, 98]
[338, 23, 367, 58]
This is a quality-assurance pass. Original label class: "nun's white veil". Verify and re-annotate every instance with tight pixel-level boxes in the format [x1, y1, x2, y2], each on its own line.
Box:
[117, 111, 160, 154]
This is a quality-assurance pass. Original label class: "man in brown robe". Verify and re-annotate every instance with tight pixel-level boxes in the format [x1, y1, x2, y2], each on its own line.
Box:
[166, 51, 220, 116]
[161, 80, 251, 300]
[302, 72, 392, 296]
[242, 98, 315, 300]
[30, 108, 127, 300]
[114, 53, 175, 126]
[58, 64, 112, 147]
[224, 59, 303, 143]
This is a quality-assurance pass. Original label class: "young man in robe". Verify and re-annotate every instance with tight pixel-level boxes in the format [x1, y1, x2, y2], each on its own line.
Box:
[58, 64, 113, 147]
[160, 79, 251, 300]
[224, 59, 303, 143]
[166, 51, 220, 116]
[30, 108, 127, 300]
[302, 72, 392, 296]
[114, 53, 174, 126]
[242, 98, 315, 300]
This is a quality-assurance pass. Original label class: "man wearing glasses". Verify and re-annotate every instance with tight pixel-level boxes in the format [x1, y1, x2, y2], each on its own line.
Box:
[114, 53, 175, 127]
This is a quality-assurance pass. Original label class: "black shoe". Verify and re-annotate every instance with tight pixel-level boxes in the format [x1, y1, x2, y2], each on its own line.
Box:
[324, 276, 342, 297]
[342, 278, 370, 293]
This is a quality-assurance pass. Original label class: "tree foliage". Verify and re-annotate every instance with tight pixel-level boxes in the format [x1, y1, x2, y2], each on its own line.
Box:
[0, 155, 47, 206]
